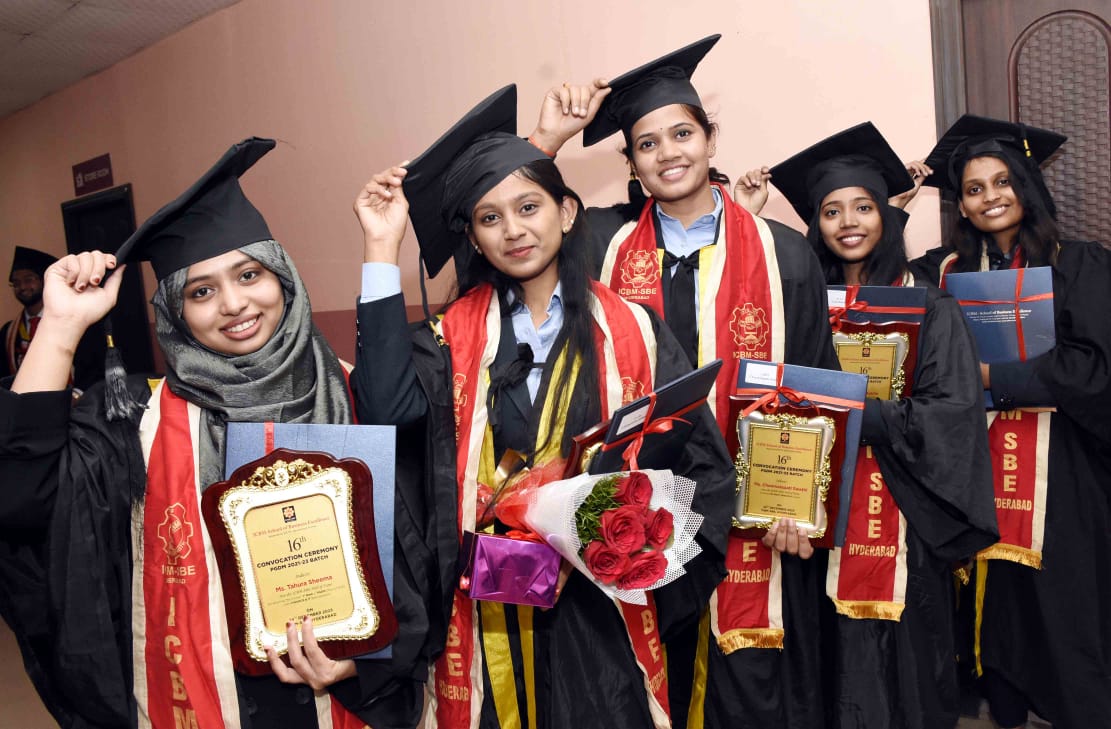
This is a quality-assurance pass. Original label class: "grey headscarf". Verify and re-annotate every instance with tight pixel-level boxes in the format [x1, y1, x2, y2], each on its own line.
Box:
[151, 239, 352, 489]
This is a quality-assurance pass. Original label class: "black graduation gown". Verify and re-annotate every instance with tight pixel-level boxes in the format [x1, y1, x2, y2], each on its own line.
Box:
[0, 371, 438, 729]
[830, 284, 998, 729]
[585, 203, 841, 729]
[351, 290, 735, 729]
[913, 239, 1111, 727]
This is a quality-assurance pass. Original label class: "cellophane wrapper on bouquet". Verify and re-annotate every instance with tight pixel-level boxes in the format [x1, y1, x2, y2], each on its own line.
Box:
[507, 469, 703, 605]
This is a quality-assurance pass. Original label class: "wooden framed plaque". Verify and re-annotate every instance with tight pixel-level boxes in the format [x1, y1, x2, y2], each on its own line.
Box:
[732, 412, 836, 537]
[201, 448, 397, 675]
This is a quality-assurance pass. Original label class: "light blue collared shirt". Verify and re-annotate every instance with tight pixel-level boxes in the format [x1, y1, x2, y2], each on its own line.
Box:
[655, 186, 723, 309]
[360, 263, 562, 402]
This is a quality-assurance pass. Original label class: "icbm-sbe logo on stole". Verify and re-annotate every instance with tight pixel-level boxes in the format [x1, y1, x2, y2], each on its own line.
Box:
[157, 503, 194, 565]
[729, 303, 769, 353]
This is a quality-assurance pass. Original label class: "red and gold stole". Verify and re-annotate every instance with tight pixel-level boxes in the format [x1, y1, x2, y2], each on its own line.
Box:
[977, 409, 1051, 567]
[825, 446, 909, 620]
[428, 281, 670, 729]
[598, 182, 783, 428]
[133, 381, 365, 729]
[599, 186, 789, 662]
[824, 275, 914, 621]
[939, 246, 1052, 569]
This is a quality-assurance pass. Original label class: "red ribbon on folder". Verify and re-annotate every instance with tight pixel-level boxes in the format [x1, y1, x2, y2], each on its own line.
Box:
[956, 268, 1053, 361]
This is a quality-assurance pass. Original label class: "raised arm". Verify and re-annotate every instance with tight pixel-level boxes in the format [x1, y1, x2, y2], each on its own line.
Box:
[526, 78, 611, 157]
[350, 166, 431, 426]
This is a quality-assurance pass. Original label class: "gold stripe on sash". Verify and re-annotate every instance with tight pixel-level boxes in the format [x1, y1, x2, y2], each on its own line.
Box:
[686, 610, 712, 729]
[974, 558, 988, 676]
[696, 245, 716, 367]
[716, 628, 785, 652]
[480, 602, 521, 729]
[518, 606, 537, 729]
[977, 543, 1042, 569]
[533, 348, 578, 466]
[831, 600, 907, 621]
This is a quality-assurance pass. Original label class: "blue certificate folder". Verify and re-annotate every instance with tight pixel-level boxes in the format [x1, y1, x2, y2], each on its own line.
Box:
[225, 422, 396, 659]
[736, 360, 869, 547]
[827, 285, 928, 326]
[945, 267, 1055, 407]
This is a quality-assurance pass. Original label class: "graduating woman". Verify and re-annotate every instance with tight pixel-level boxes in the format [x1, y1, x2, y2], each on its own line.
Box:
[909, 116, 1111, 729]
[749, 122, 997, 728]
[0, 138, 434, 729]
[352, 85, 734, 729]
[527, 37, 839, 729]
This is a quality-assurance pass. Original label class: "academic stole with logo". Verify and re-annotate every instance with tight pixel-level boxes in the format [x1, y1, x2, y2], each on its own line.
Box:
[429, 282, 670, 729]
[825, 446, 909, 620]
[977, 409, 1051, 567]
[134, 381, 364, 729]
[971, 408, 1051, 676]
[600, 188, 792, 656]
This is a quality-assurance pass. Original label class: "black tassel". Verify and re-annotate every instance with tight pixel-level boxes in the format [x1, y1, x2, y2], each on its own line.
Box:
[103, 317, 142, 422]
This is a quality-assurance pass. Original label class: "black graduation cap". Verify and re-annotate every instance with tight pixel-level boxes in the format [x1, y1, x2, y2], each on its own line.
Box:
[402, 84, 549, 278]
[113, 137, 275, 281]
[582, 34, 720, 147]
[9, 245, 57, 280]
[921, 114, 1066, 193]
[769, 122, 914, 223]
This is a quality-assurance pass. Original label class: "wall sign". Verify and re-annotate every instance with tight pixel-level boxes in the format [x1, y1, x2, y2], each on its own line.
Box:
[72, 153, 113, 196]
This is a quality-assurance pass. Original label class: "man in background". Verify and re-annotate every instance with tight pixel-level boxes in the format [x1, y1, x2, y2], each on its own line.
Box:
[2, 246, 55, 379]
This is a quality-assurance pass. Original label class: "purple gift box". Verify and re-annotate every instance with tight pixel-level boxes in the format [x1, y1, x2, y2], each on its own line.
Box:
[459, 532, 560, 609]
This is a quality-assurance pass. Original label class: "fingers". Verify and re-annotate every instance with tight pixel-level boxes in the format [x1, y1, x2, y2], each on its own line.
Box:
[272, 616, 352, 690]
[558, 80, 611, 118]
[583, 85, 612, 120]
[905, 159, 933, 181]
[101, 263, 126, 301]
[737, 166, 771, 190]
[56, 251, 117, 292]
[283, 616, 320, 687]
[356, 166, 408, 207]
[761, 519, 813, 557]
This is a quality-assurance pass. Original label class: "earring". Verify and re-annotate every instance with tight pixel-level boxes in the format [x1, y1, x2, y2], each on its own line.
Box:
[628, 169, 637, 181]
[472, 243, 482, 254]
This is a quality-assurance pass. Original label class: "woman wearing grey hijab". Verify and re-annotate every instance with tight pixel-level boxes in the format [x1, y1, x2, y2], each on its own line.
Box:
[0, 138, 427, 729]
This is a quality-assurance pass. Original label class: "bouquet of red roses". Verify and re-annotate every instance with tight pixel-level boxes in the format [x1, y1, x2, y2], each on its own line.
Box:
[500, 469, 703, 604]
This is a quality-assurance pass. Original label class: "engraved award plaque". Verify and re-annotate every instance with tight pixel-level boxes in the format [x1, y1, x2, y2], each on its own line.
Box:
[732, 412, 836, 537]
[201, 448, 397, 675]
[832, 330, 911, 400]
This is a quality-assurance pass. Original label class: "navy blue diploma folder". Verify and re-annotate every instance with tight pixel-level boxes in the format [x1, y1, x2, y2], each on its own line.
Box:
[945, 267, 1055, 407]
[225, 422, 396, 659]
[588, 359, 724, 474]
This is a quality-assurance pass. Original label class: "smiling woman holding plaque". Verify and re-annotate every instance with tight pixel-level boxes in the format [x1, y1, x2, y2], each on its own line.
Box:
[0, 139, 427, 729]
[745, 122, 998, 729]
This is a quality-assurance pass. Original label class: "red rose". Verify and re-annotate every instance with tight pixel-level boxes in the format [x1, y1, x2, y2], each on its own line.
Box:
[645, 508, 674, 549]
[617, 550, 668, 589]
[601, 504, 648, 554]
[614, 472, 652, 509]
[583, 541, 630, 584]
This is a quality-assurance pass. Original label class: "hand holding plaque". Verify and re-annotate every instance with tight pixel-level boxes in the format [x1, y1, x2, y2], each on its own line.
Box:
[201, 448, 397, 675]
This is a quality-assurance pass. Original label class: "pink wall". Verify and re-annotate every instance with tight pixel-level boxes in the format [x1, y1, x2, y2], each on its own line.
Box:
[0, 0, 942, 353]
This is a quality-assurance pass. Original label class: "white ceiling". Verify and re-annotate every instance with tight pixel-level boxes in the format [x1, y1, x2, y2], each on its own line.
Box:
[0, 0, 241, 119]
